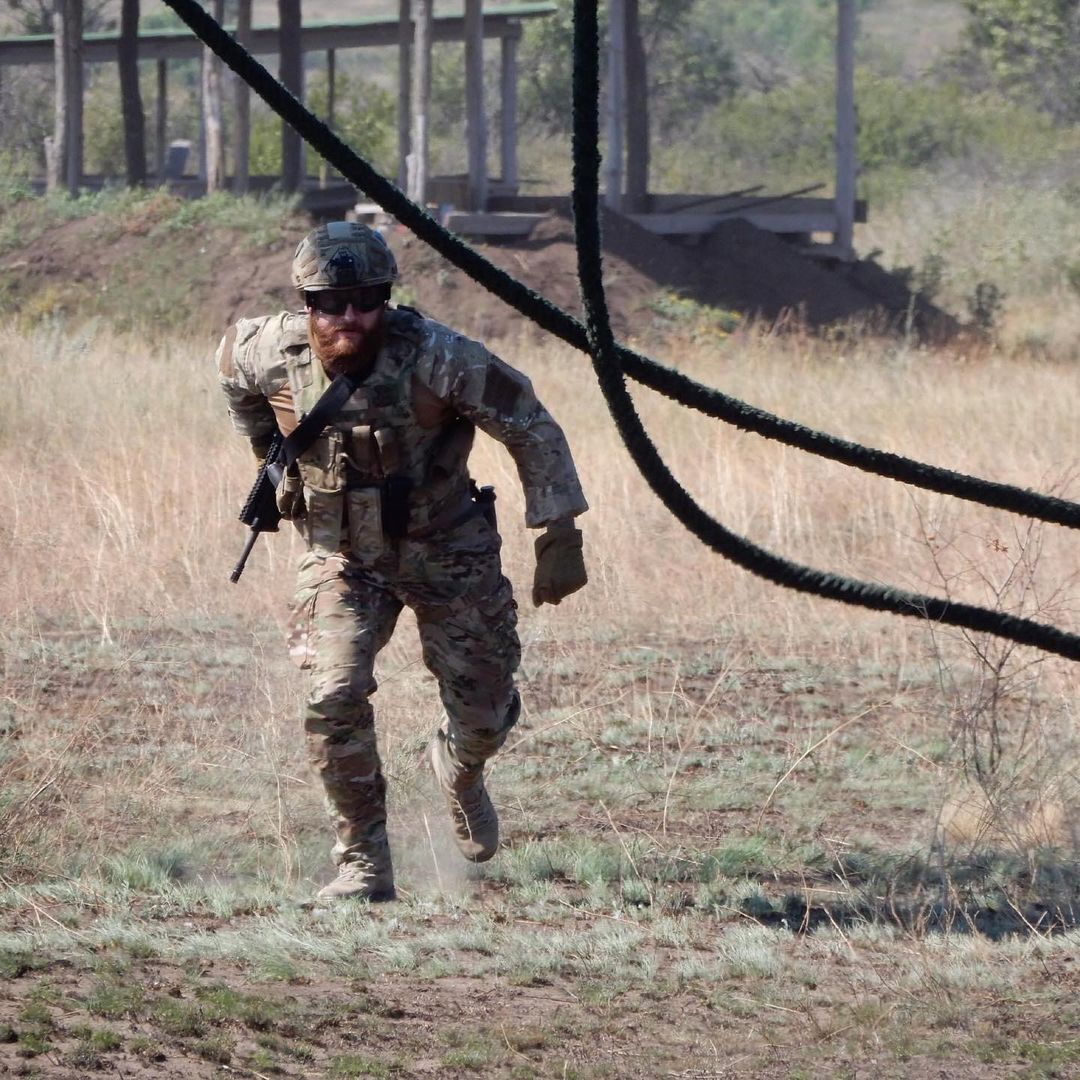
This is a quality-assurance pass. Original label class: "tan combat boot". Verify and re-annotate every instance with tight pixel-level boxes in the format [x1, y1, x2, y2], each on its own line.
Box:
[316, 845, 395, 903]
[429, 727, 499, 862]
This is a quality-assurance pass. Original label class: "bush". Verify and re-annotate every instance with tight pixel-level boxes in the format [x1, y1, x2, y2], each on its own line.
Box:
[654, 69, 1068, 196]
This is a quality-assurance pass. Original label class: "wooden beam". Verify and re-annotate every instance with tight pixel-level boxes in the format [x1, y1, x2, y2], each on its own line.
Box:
[464, 0, 487, 211]
[320, 46, 335, 187]
[604, 0, 624, 210]
[397, 0, 411, 189]
[499, 27, 519, 188]
[202, 0, 225, 192]
[119, 0, 146, 186]
[155, 57, 167, 181]
[629, 211, 842, 235]
[443, 211, 542, 235]
[649, 194, 867, 221]
[234, 0, 252, 193]
[444, 208, 848, 238]
[408, 0, 432, 204]
[0, 8, 557, 66]
[835, 0, 857, 260]
[48, 0, 70, 193]
[623, 0, 647, 212]
[278, 0, 303, 192]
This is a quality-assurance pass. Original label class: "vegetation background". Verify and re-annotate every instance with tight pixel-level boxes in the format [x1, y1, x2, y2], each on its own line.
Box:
[0, 0, 1078, 1076]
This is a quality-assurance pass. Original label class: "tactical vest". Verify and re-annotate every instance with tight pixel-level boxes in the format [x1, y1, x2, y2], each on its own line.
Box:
[281, 308, 473, 561]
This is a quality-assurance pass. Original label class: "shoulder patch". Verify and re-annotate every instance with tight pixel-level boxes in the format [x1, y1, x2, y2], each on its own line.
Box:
[482, 360, 523, 416]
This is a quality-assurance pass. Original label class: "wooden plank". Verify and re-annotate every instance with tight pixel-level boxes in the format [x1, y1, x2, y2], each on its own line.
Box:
[648, 194, 867, 222]
[499, 30, 519, 188]
[443, 211, 544, 236]
[605, 0, 624, 210]
[407, 0, 432, 205]
[0, 8, 555, 66]
[445, 209, 839, 238]
[397, 0, 411, 189]
[233, 0, 252, 192]
[835, 0, 857, 259]
[465, 0, 487, 211]
[629, 211, 839, 235]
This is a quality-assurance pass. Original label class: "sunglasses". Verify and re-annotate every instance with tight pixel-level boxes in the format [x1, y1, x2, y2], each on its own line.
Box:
[306, 285, 391, 316]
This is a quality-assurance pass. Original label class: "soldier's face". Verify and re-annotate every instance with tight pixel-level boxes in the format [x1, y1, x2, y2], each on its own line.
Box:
[306, 295, 386, 375]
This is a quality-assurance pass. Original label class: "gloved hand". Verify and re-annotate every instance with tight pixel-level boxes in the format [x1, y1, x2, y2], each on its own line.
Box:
[532, 520, 587, 607]
[250, 433, 275, 469]
[276, 465, 306, 520]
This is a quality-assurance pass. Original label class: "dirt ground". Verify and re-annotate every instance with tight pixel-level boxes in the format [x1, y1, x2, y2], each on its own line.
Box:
[0, 197, 953, 343]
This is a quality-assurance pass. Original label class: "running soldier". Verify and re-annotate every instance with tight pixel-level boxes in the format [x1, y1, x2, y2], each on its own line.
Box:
[216, 222, 588, 901]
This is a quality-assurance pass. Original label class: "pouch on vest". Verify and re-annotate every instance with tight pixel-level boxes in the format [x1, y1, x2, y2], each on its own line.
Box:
[346, 487, 385, 562]
[299, 427, 345, 493]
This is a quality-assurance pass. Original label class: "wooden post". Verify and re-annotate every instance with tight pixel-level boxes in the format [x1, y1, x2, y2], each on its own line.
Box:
[202, 0, 225, 192]
[155, 58, 168, 182]
[279, 0, 303, 192]
[499, 28, 519, 189]
[604, 0, 624, 211]
[49, 0, 70, 193]
[835, 0, 857, 260]
[119, 0, 146, 187]
[69, 0, 83, 195]
[320, 47, 335, 188]
[624, 0, 648, 212]
[408, 0, 432, 205]
[197, 52, 206, 184]
[397, 0, 411, 190]
[464, 0, 487, 211]
[234, 0, 252, 194]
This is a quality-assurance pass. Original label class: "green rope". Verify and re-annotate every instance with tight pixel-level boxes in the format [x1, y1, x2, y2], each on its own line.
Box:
[568, 0, 1079, 662]
[159, 0, 1080, 532]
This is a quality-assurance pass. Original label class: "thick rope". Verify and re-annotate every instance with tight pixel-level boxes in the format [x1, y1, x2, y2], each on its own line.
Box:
[160, 0, 1080, 531]
[159, 0, 1079, 659]
[568, 0, 1080, 662]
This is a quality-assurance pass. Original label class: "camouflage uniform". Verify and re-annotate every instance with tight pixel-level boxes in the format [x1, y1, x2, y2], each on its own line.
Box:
[217, 305, 587, 890]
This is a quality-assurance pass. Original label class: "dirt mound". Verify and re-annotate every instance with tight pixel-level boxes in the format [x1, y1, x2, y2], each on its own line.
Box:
[0, 200, 955, 342]
[390, 208, 956, 342]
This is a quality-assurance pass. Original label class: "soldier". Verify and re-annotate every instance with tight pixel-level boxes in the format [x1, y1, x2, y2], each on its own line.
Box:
[216, 221, 588, 902]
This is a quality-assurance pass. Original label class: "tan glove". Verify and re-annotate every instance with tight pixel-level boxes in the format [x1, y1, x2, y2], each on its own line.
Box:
[276, 465, 306, 520]
[532, 521, 587, 607]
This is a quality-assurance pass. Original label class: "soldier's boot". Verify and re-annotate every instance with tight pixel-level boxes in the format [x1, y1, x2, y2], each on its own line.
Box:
[429, 726, 499, 863]
[316, 841, 396, 902]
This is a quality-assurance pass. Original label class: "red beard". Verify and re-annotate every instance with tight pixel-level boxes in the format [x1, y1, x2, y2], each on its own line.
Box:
[308, 315, 385, 378]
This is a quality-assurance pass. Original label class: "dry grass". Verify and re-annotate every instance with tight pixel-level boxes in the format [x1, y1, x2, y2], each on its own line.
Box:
[0, 315, 1078, 1075]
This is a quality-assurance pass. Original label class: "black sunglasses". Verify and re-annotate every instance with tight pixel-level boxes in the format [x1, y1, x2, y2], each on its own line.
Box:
[306, 285, 391, 315]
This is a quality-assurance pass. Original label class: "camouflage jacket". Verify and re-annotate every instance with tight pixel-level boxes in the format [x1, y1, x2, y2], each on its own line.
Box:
[216, 306, 588, 557]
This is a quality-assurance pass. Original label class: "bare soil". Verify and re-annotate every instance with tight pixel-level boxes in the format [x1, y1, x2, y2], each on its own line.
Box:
[0, 199, 955, 342]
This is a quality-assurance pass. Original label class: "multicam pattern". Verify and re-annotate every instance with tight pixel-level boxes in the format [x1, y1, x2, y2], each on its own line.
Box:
[290, 221, 398, 292]
[288, 524, 520, 865]
[217, 306, 582, 875]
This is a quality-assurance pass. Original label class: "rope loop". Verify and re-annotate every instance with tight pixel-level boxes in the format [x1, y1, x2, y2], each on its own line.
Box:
[160, 0, 1080, 661]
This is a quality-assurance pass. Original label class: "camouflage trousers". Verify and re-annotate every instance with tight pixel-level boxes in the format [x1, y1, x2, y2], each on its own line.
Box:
[288, 514, 521, 866]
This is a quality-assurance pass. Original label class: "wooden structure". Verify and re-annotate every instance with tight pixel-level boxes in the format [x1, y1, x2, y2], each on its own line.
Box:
[1, 0, 863, 257]
[0, 3, 553, 205]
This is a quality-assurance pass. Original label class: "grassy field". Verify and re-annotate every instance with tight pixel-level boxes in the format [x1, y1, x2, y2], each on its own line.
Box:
[0, 313, 1077, 1077]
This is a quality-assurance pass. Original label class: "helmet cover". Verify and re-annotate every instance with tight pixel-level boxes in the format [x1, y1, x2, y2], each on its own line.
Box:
[291, 221, 398, 292]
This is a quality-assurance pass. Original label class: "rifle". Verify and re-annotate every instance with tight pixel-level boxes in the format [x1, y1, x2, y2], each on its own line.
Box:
[230, 430, 285, 583]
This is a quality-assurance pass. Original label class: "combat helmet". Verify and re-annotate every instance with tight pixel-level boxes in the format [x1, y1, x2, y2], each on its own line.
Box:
[291, 221, 398, 292]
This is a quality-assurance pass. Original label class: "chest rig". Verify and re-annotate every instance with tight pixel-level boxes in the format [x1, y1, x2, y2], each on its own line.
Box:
[282, 310, 472, 561]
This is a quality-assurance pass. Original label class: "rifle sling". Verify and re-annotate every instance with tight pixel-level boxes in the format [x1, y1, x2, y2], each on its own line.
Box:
[276, 371, 363, 470]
